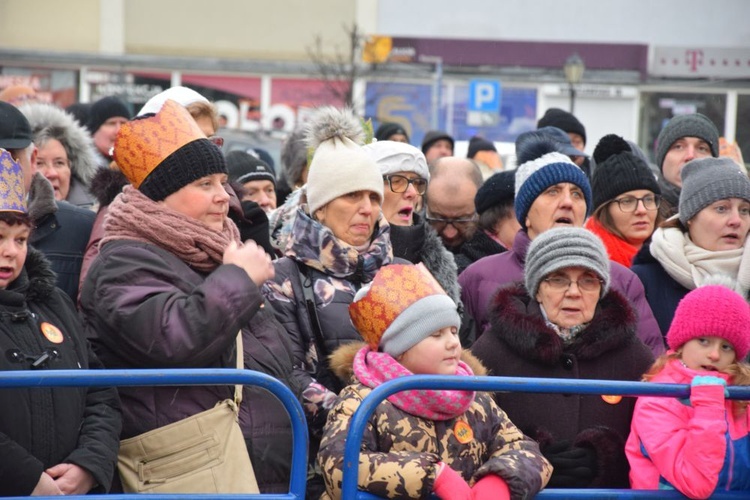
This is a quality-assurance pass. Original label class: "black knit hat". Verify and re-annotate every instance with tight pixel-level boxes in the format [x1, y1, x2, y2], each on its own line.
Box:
[654, 113, 720, 172]
[537, 108, 586, 146]
[138, 138, 227, 201]
[375, 122, 409, 143]
[591, 134, 660, 211]
[421, 130, 454, 155]
[86, 96, 131, 134]
[467, 136, 497, 159]
[474, 170, 515, 214]
[226, 150, 276, 187]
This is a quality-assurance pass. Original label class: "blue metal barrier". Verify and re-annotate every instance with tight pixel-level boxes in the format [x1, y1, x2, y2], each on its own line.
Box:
[341, 375, 750, 499]
[0, 369, 307, 500]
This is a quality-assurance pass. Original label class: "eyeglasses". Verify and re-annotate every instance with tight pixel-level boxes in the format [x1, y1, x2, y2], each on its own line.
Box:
[383, 174, 428, 195]
[543, 275, 602, 292]
[208, 136, 225, 148]
[610, 194, 661, 213]
[425, 213, 478, 232]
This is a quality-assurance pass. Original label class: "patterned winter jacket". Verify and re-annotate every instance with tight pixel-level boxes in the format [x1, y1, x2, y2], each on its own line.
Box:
[318, 343, 552, 499]
[627, 359, 750, 498]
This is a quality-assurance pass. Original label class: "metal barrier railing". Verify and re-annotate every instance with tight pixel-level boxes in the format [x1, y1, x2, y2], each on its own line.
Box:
[0, 368, 308, 500]
[341, 375, 750, 499]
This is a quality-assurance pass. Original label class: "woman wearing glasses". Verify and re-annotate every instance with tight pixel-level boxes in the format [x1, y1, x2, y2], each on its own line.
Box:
[584, 135, 662, 268]
[472, 227, 654, 490]
[632, 157, 750, 336]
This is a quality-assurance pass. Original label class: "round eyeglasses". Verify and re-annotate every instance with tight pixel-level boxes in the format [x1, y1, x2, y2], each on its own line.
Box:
[383, 174, 428, 195]
[610, 194, 660, 213]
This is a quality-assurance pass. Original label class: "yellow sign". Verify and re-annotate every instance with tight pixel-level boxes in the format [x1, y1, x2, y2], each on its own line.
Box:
[363, 36, 392, 64]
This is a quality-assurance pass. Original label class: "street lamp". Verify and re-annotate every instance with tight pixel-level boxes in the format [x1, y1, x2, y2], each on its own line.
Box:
[563, 53, 585, 115]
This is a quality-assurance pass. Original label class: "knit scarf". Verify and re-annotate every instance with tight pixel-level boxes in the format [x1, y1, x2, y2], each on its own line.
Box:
[649, 224, 750, 294]
[352, 346, 475, 421]
[101, 185, 241, 273]
[286, 207, 392, 282]
[585, 217, 639, 268]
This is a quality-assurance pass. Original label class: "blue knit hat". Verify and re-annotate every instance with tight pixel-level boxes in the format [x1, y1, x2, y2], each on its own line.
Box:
[514, 143, 592, 229]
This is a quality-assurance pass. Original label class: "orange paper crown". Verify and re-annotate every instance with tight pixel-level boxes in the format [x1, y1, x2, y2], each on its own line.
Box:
[349, 264, 448, 349]
[113, 99, 206, 188]
[0, 149, 26, 213]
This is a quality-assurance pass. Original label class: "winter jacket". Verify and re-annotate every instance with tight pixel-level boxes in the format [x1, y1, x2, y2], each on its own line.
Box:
[27, 173, 95, 303]
[631, 242, 689, 337]
[454, 228, 508, 275]
[0, 248, 121, 496]
[80, 238, 299, 492]
[626, 360, 750, 498]
[459, 229, 666, 356]
[472, 283, 655, 488]
[20, 102, 98, 209]
[319, 344, 552, 499]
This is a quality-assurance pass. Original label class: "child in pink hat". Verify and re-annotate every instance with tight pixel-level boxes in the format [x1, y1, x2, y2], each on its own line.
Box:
[626, 284, 750, 499]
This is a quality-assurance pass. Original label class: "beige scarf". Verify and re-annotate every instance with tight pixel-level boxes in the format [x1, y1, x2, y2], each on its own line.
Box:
[649, 224, 750, 294]
[101, 186, 240, 273]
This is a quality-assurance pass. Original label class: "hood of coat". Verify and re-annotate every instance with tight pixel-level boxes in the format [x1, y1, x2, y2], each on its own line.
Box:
[329, 341, 488, 383]
[20, 102, 99, 186]
[486, 282, 639, 365]
[3, 246, 57, 303]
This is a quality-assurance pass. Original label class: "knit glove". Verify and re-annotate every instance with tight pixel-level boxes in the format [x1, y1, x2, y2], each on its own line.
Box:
[542, 440, 597, 488]
[433, 463, 472, 500]
[471, 474, 510, 500]
[237, 200, 275, 257]
[690, 375, 728, 407]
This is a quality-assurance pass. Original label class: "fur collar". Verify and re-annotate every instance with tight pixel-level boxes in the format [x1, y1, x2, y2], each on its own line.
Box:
[89, 168, 129, 207]
[330, 341, 488, 383]
[4, 247, 57, 303]
[27, 173, 57, 223]
[486, 283, 638, 365]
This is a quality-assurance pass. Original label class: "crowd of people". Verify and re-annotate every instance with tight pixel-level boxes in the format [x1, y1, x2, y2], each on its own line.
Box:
[0, 82, 748, 499]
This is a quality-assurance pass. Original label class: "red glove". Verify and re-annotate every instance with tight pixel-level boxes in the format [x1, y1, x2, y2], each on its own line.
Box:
[471, 474, 510, 500]
[433, 463, 472, 500]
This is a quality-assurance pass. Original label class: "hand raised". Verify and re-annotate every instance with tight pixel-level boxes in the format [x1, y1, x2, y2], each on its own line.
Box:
[223, 240, 275, 286]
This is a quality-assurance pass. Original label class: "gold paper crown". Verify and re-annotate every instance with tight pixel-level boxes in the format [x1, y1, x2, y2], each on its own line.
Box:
[113, 99, 206, 188]
[0, 149, 26, 213]
[349, 264, 448, 349]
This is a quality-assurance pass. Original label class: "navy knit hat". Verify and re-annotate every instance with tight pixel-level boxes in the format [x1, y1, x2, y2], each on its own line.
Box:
[537, 108, 587, 146]
[375, 122, 409, 143]
[514, 139, 592, 228]
[467, 136, 496, 159]
[226, 150, 276, 187]
[86, 96, 131, 134]
[474, 170, 515, 214]
[421, 130, 454, 155]
[591, 134, 660, 210]
[655, 113, 720, 172]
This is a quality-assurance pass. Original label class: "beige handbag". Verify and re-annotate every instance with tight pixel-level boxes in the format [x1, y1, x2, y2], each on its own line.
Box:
[117, 334, 259, 493]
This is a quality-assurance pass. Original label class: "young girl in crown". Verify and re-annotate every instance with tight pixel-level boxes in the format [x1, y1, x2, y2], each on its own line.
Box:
[626, 284, 750, 499]
[318, 264, 551, 499]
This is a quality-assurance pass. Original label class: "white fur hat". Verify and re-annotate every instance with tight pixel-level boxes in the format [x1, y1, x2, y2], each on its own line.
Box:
[305, 107, 383, 214]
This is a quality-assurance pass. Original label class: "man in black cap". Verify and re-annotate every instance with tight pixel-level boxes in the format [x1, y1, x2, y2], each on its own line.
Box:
[86, 96, 131, 168]
[421, 130, 454, 166]
[537, 108, 591, 177]
[0, 102, 94, 301]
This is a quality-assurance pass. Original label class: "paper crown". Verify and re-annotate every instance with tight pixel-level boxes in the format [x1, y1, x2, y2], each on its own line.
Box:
[113, 99, 205, 188]
[0, 149, 26, 213]
[349, 264, 449, 349]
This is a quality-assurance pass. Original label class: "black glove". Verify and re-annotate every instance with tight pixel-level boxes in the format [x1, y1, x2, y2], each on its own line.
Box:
[542, 440, 598, 488]
[231, 200, 276, 257]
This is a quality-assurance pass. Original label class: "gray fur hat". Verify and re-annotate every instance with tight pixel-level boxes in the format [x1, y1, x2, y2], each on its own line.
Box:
[525, 227, 610, 298]
[678, 157, 750, 224]
[655, 113, 719, 171]
[19, 102, 99, 186]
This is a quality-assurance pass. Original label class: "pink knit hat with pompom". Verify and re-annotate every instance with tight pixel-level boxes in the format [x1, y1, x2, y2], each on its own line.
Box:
[667, 285, 750, 359]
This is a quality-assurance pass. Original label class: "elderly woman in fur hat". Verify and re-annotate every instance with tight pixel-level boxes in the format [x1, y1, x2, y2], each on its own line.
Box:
[472, 227, 654, 490]
[261, 106, 395, 496]
[19, 102, 98, 208]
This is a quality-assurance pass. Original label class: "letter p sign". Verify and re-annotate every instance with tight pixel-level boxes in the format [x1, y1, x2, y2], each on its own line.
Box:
[468, 80, 501, 113]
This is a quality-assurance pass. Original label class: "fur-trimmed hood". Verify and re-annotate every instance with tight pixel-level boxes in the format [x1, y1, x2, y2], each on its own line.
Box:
[6, 246, 57, 302]
[486, 282, 639, 365]
[329, 341, 488, 382]
[19, 102, 99, 186]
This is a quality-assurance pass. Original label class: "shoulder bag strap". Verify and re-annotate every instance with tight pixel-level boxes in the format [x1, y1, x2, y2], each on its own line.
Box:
[234, 331, 243, 406]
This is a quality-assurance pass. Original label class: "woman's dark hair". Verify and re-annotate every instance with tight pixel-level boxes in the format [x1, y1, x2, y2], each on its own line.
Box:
[0, 211, 32, 229]
[594, 197, 664, 242]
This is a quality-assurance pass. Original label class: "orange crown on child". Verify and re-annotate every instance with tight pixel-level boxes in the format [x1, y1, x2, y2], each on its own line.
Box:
[349, 264, 449, 350]
[113, 99, 206, 188]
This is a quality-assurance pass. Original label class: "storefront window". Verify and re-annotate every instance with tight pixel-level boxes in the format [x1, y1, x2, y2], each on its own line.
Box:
[735, 94, 750, 169]
[0, 67, 78, 107]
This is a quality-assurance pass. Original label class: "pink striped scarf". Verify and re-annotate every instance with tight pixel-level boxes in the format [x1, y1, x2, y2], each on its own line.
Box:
[352, 346, 475, 421]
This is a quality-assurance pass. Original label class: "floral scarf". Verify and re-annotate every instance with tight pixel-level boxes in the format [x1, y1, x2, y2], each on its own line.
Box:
[286, 207, 393, 282]
[101, 186, 241, 273]
[352, 346, 475, 421]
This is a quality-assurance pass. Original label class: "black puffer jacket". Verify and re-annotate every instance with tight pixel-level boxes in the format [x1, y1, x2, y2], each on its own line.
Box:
[0, 248, 121, 496]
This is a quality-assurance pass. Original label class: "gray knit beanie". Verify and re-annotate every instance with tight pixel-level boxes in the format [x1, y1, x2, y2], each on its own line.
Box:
[678, 157, 750, 225]
[525, 227, 610, 298]
[655, 113, 720, 172]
